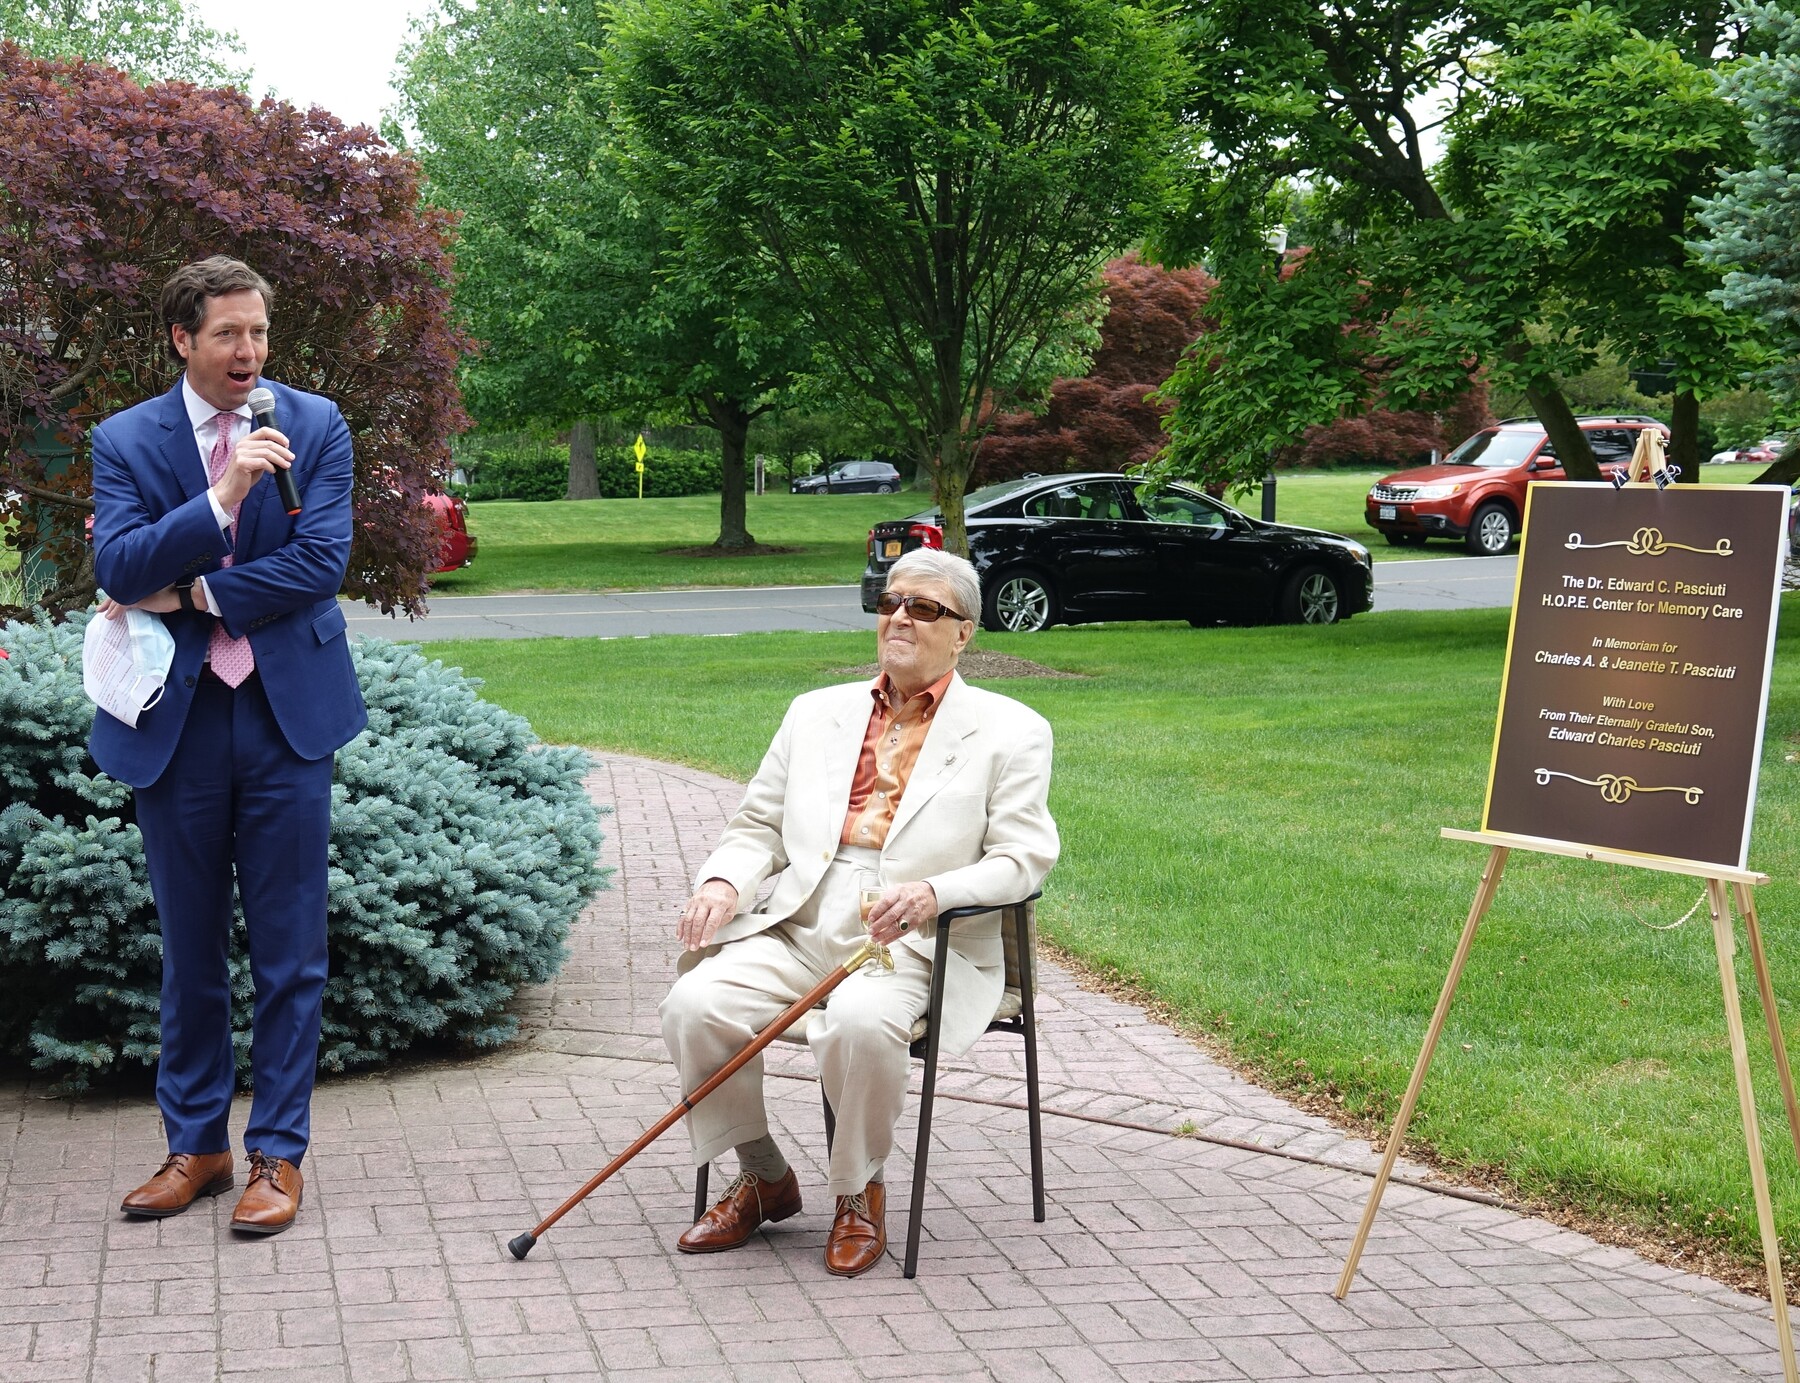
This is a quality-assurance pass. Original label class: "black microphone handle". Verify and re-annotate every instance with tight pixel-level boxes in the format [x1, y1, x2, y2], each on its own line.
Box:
[251, 403, 303, 516]
[274, 463, 302, 516]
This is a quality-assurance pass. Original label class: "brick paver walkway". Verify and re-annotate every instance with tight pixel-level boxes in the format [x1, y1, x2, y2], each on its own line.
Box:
[0, 752, 1790, 1381]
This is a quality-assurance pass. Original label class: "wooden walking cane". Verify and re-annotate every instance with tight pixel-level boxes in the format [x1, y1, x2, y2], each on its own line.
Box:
[508, 938, 892, 1259]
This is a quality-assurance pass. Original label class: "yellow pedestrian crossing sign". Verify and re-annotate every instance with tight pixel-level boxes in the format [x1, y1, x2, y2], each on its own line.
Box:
[634, 433, 646, 498]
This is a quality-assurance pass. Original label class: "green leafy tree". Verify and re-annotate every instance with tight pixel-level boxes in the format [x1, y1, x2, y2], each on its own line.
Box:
[1156, 0, 1755, 491]
[1697, 1, 1800, 484]
[0, 0, 247, 84]
[605, 0, 1186, 554]
[397, 0, 810, 549]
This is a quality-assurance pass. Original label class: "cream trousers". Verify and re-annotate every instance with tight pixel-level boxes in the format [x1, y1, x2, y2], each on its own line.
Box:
[660, 847, 932, 1198]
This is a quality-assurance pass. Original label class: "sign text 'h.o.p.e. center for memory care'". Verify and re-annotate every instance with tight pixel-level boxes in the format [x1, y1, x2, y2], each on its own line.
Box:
[1484, 484, 1788, 869]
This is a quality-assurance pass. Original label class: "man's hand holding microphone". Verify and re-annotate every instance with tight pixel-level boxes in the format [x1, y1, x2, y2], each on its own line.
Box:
[214, 388, 301, 515]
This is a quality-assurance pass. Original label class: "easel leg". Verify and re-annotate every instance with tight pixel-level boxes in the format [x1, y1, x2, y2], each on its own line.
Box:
[1334, 845, 1508, 1300]
[1736, 881, 1800, 1169]
[1708, 878, 1798, 1383]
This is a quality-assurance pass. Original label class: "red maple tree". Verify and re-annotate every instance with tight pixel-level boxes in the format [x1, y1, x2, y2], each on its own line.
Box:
[0, 44, 468, 617]
[974, 253, 1216, 483]
[974, 251, 1492, 485]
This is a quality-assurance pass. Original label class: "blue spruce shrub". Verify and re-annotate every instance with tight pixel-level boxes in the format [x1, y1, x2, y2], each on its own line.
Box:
[0, 613, 606, 1088]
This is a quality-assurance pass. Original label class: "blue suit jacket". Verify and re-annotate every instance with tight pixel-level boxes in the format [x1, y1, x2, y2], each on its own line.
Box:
[89, 378, 369, 789]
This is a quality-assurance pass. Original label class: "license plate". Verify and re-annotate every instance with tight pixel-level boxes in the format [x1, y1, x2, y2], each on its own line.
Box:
[1378, 505, 1396, 520]
[884, 540, 902, 557]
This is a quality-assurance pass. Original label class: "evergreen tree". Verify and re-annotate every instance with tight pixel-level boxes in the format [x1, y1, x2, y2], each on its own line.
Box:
[1696, 1, 1800, 484]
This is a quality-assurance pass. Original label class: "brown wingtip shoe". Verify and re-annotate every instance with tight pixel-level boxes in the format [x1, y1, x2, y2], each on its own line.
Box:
[229, 1151, 302, 1236]
[120, 1151, 236, 1218]
[676, 1167, 803, 1254]
[824, 1180, 886, 1277]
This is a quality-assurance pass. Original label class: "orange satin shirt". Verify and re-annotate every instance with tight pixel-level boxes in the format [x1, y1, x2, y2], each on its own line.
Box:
[840, 669, 956, 850]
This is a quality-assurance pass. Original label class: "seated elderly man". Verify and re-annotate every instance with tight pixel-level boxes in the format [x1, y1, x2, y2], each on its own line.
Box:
[662, 548, 1059, 1276]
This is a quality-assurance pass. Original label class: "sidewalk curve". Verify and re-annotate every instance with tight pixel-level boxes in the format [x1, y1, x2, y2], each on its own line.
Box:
[0, 752, 1786, 1381]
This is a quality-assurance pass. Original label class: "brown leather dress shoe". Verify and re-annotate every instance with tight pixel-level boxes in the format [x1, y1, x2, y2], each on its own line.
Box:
[120, 1151, 235, 1218]
[676, 1168, 802, 1253]
[229, 1151, 303, 1235]
[824, 1180, 886, 1277]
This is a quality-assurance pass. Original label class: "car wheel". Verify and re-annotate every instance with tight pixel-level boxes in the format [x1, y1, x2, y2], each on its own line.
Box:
[1464, 502, 1515, 555]
[982, 570, 1057, 633]
[875, 483, 895, 494]
[1384, 531, 1426, 547]
[1280, 566, 1343, 625]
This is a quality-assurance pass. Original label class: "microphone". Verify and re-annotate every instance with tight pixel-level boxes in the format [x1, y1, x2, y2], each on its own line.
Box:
[247, 387, 302, 516]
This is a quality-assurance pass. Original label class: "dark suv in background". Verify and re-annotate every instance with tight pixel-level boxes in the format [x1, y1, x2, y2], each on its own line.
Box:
[1366, 415, 1669, 554]
[790, 459, 901, 494]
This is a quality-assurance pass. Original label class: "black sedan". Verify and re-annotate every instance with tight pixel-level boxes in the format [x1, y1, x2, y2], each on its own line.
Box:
[791, 459, 902, 494]
[860, 473, 1374, 630]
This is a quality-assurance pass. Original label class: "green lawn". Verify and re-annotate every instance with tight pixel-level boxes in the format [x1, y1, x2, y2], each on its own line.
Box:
[436, 465, 1780, 595]
[431, 492, 922, 595]
[424, 600, 1800, 1270]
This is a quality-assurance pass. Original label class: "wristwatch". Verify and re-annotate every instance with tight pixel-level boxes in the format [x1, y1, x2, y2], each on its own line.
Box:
[174, 578, 199, 613]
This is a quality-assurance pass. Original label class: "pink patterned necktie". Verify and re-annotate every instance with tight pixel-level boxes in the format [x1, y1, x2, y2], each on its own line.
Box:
[203, 412, 255, 686]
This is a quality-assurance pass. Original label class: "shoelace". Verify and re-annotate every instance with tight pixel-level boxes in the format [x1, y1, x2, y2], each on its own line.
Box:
[715, 1170, 764, 1214]
[839, 1192, 871, 1219]
[245, 1151, 285, 1188]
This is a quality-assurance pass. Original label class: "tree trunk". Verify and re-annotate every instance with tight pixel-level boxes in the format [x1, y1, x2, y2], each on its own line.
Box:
[705, 394, 755, 549]
[937, 432, 970, 557]
[1524, 378, 1599, 479]
[1753, 440, 1800, 487]
[1668, 391, 1701, 484]
[565, 419, 600, 500]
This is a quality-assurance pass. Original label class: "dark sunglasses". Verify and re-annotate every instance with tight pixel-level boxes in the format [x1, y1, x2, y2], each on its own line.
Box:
[875, 591, 969, 623]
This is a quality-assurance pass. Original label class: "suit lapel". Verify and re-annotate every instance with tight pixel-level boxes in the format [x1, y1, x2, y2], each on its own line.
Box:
[155, 384, 206, 506]
[886, 674, 979, 845]
[818, 686, 867, 839]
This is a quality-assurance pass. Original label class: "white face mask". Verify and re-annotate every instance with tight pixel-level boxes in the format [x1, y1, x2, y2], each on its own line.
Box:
[83, 607, 175, 728]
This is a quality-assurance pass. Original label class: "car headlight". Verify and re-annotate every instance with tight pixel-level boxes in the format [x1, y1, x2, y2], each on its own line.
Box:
[1410, 483, 1463, 500]
[1348, 541, 1372, 568]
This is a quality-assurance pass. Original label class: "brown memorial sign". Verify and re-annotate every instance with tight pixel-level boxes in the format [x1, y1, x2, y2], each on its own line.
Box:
[1483, 482, 1789, 869]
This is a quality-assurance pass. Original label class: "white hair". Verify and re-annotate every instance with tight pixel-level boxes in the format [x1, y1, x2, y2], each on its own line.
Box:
[888, 548, 980, 626]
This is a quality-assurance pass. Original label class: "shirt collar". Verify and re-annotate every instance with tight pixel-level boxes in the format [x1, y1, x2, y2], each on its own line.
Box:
[871, 667, 957, 717]
[181, 375, 253, 432]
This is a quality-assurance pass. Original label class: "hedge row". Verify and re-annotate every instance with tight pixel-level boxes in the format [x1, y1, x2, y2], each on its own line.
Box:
[461, 436, 721, 501]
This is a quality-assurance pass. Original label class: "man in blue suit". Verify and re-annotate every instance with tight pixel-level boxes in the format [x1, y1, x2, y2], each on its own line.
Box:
[90, 256, 367, 1235]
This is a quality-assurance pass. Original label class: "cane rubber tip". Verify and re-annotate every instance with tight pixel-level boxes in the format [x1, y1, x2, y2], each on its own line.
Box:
[508, 1232, 536, 1260]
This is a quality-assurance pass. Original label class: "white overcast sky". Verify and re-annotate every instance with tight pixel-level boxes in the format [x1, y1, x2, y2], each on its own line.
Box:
[185, 0, 440, 134]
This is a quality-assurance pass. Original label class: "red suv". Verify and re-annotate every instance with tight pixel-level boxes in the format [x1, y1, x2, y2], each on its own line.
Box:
[1365, 415, 1670, 554]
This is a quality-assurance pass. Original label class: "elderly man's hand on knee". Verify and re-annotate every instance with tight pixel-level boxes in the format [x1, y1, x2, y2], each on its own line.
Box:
[677, 878, 740, 951]
[864, 881, 936, 947]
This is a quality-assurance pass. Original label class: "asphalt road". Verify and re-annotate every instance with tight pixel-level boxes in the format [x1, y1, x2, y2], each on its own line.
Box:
[343, 554, 1521, 643]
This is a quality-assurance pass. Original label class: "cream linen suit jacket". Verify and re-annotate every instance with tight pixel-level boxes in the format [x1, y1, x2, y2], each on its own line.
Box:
[688, 672, 1059, 1055]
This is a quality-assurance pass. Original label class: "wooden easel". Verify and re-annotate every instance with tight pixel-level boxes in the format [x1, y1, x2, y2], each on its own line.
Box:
[1334, 828, 1800, 1383]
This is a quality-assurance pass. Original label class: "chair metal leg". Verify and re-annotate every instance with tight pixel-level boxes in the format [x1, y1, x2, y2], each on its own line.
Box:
[821, 1086, 836, 1153]
[1015, 905, 1045, 1222]
[904, 922, 955, 1278]
[692, 1162, 709, 1223]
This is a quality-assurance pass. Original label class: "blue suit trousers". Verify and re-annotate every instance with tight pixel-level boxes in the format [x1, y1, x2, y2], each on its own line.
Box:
[135, 671, 333, 1165]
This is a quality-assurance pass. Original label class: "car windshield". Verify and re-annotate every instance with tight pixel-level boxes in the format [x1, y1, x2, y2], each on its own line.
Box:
[1442, 430, 1542, 467]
